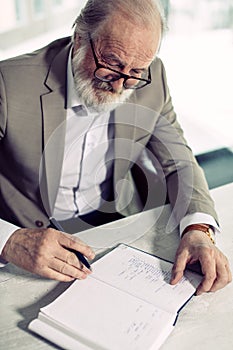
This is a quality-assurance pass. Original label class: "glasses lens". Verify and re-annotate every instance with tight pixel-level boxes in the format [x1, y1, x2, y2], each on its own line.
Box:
[95, 68, 121, 82]
[94, 67, 150, 89]
[124, 78, 148, 89]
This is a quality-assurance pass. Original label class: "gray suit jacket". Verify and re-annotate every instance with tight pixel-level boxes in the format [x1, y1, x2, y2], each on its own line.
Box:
[0, 37, 218, 229]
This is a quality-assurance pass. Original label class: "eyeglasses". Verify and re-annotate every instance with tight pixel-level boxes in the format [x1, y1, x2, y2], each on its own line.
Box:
[89, 34, 152, 90]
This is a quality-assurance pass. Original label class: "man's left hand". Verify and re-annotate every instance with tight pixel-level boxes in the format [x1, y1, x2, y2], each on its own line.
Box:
[170, 230, 232, 295]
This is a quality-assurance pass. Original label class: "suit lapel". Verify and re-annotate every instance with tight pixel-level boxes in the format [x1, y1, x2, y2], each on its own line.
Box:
[40, 41, 71, 216]
[113, 94, 158, 214]
[113, 95, 141, 214]
[113, 97, 137, 181]
[113, 93, 156, 183]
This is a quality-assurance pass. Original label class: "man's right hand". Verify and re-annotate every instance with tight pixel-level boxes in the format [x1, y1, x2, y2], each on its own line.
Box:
[0, 228, 95, 281]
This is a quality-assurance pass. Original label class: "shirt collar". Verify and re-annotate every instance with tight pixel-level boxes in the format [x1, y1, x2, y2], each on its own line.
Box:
[67, 47, 85, 110]
[67, 48, 111, 118]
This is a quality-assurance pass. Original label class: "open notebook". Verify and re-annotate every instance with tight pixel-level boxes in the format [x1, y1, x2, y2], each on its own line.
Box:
[29, 244, 202, 350]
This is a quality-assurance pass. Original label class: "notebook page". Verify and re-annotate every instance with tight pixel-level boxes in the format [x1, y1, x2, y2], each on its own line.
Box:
[92, 244, 202, 314]
[29, 317, 93, 350]
[40, 277, 175, 350]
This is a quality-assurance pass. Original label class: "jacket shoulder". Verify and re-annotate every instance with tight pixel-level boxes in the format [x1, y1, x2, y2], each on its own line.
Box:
[0, 37, 72, 68]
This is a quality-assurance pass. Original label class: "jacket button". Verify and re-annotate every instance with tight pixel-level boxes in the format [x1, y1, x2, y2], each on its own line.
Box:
[35, 220, 44, 227]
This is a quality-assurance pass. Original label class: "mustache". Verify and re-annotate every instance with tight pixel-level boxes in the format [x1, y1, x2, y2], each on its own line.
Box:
[93, 79, 113, 91]
[93, 78, 125, 95]
[92, 78, 113, 91]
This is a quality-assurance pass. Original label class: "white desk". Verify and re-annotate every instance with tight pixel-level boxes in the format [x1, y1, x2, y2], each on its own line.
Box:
[1, 183, 233, 350]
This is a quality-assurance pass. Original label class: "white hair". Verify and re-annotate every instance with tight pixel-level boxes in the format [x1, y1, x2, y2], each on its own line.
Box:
[73, 0, 167, 40]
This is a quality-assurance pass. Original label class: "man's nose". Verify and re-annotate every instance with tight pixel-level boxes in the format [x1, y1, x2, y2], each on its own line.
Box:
[110, 78, 124, 93]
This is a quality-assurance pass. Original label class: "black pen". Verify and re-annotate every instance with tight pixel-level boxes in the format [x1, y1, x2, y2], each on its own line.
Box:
[49, 217, 92, 270]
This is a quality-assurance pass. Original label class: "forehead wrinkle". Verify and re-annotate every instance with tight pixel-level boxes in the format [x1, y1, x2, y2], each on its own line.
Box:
[96, 37, 155, 68]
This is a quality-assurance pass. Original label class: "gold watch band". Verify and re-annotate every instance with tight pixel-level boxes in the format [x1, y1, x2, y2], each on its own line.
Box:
[182, 224, 215, 244]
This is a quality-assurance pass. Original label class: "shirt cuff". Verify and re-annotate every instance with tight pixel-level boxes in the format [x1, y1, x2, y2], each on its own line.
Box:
[179, 212, 220, 238]
[0, 219, 20, 267]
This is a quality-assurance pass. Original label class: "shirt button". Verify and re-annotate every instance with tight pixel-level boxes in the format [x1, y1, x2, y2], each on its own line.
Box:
[35, 220, 44, 227]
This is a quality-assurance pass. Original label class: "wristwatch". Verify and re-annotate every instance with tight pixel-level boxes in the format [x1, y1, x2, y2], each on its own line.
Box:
[182, 223, 215, 244]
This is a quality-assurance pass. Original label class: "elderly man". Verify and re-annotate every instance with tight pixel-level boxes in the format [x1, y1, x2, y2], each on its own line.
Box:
[0, 0, 231, 294]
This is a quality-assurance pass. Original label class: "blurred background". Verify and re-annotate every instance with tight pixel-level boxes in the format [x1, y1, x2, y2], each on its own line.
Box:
[0, 0, 232, 188]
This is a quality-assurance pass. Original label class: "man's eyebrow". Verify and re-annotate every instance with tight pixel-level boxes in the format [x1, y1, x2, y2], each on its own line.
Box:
[101, 53, 148, 71]
[101, 52, 125, 66]
[133, 67, 147, 72]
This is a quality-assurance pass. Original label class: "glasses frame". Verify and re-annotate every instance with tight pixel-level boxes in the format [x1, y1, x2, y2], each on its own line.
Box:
[88, 33, 152, 90]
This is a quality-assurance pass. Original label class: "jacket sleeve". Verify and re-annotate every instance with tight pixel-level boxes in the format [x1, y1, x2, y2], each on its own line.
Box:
[0, 69, 7, 140]
[146, 60, 218, 229]
[0, 69, 20, 263]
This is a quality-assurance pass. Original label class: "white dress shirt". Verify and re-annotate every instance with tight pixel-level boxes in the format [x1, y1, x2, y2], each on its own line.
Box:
[52, 49, 114, 220]
[0, 49, 219, 264]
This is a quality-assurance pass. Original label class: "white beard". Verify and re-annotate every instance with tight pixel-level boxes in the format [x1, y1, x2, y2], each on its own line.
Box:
[72, 46, 133, 114]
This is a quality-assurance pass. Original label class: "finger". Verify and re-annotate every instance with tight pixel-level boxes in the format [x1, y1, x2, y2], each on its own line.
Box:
[58, 233, 95, 260]
[210, 262, 232, 292]
[196, 255, 216, 295]
[41, 268, 76, 282]
[54, 247, 92, 274]
[48, 258, 88, 280]
[32, 260, 77, 282]
[170, 250, 189, 285]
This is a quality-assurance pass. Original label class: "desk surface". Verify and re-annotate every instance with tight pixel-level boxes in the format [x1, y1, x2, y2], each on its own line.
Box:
[1, 183, 233, 350]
